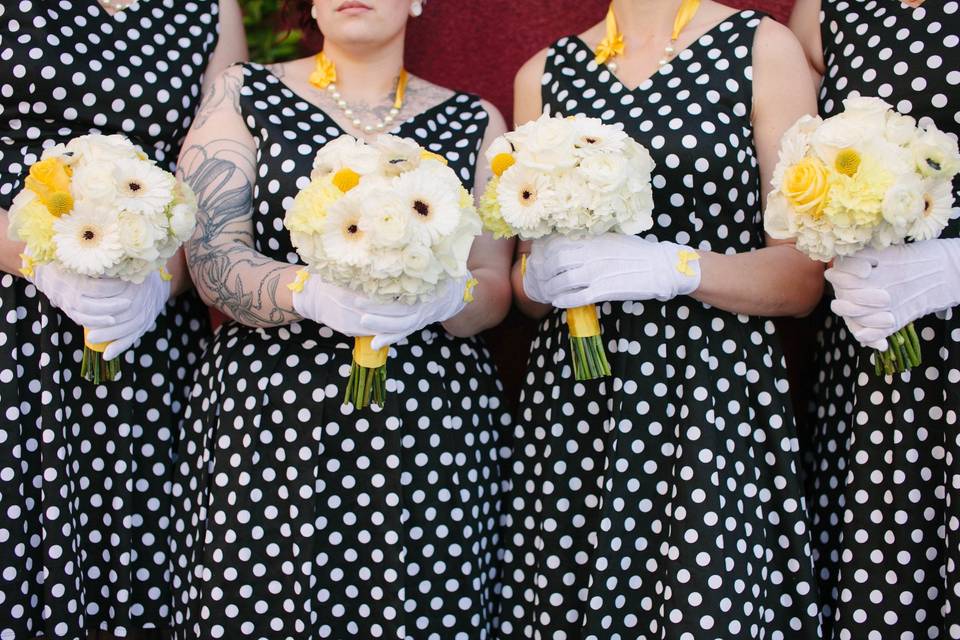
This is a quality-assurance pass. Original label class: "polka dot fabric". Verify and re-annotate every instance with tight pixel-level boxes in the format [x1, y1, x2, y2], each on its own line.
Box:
[498, 12, 823, 639]
[806, 0, 960, 638]
[0, 2, 218, 639]
[169, 64, 511, 640]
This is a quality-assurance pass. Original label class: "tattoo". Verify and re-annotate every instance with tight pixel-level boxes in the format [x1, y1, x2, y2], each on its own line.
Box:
[179, 142, 300, 327]
[193, 70, 242, 129]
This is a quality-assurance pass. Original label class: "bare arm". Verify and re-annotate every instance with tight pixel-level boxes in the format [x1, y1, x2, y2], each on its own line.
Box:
[692, 18, 824, 318]
[179, 67, 303, 328]
[0, 210, 25, 276]
[204, 0, 249, 93]
[788, 0, 826, 92]
[509, 48, 555, 321]
[442, 101, 516, 337]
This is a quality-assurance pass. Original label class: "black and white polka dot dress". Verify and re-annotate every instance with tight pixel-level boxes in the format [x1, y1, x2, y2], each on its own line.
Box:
[499, 12, 823, 639]
[168, 63, 511, 640]
[0, 2, 218, 638]
[806, 0, 960, 637]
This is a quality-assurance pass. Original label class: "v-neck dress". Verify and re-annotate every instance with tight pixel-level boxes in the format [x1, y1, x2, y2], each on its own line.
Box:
[0, 1, 218, 638]
[168, 63, 512, 640]
[498, 12, 823, 639]
[805, 0, 960, 637]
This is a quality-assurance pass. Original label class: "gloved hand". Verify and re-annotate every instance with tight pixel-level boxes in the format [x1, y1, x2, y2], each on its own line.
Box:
[292, 275, 412, 340]
[826, 238, 960, 350]
[29, 262, 147, 332]
[84, 271, 172, 360]
[523, 233, 702, 308]
[360, 274, 471, 350]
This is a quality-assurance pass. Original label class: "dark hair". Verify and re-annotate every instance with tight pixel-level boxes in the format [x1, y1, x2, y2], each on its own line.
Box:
[283, 0, 319, 33]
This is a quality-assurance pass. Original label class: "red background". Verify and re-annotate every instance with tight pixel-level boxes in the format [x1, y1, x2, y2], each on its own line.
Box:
[397, 0, 808, 411]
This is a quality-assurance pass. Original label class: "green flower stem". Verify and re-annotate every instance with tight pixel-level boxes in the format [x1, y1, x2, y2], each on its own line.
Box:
[872, 322, 923, 378]
[345, 361, 387, 409]
[81, 347, 121, 384]
[569, 335, 611, 381]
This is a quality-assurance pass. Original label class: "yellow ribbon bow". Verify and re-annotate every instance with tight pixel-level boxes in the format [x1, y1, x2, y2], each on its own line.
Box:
[676, 249, 700, 277]
[309, 52, 337, 89]
[595, 5, 625, 64]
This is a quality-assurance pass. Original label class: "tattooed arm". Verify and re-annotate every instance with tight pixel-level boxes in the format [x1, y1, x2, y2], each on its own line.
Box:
[179, 67, 304, 328]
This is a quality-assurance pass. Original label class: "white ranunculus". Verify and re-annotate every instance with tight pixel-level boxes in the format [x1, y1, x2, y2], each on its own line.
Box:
[841, 96, 893, 123]
[72, 163, 119, 205]
[67, 134, 142, 163]
[359, 193, 410, 248]
[881, 172, 925, 231]
[763, 192, 796, 240]
[117, 211, 163, 261]
[169, 202, 196, 242]
[884, 112, 919, 147]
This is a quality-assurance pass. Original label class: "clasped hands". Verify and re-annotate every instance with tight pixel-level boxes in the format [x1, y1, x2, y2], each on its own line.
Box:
[522, 233, 702, 307]
[292, 273, 470, 350]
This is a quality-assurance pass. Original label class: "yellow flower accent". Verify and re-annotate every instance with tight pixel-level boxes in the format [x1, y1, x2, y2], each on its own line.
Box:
[25, 158, 74, 217]
[463, 277, 479, 303]
[332, 168, 361, 193]
[676, 249, 700, 276]
[478, 176, 514, 239]
[595, 5, 625, 64]
[782, 157, 830, 219]
[287, 268, 311, 293]
[420, 150, 448, 165]
[834, 148, 861, 177]
[308, 51, 337, 89]
[285, 177, 342, 235]
[491, 153, 516, 177]
[19, 253, 37, 279]
[12, 199, 58, 262]
[520, 253, 528, 279]
[822, 159, 892, 227]
[159, 267, 173, 282]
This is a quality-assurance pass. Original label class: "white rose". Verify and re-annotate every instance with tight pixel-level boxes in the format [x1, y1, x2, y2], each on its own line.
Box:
[577, 154, 629, 194]
[841, 96, 893, 121]
[169, 202, 196, 242]
[67, 134, 142, 163]
[311, 136, 380, 178]
[514, 114, 578, 173]
[763, 192, 796, 240]
[881, 172, 925, 231]
[359, 197, 410, 248]
[72, 164, 119, 204]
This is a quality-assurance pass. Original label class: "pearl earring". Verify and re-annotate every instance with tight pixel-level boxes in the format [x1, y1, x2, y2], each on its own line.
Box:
[310, 5, 318, 19]
[410, 1, 423, 17]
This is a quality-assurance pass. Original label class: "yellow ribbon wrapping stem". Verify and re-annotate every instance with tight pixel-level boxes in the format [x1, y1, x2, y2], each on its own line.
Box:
[567, 304, 601, 339]
[83, 328, 109, 354]
[354, 336, 389, 369]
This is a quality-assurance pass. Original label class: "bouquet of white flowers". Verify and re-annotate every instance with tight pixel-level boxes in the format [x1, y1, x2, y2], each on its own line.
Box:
[765, 96, 960, 375]
[8, 134, 196, 383]
[479, 112, 656, 380]
[285, 134, 481, 409]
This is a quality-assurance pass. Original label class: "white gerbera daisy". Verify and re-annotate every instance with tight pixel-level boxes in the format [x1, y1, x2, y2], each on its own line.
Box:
[496, 165, 557, 239]
[908, 179, 956, 241]
[322, 191, 373, 267]
[393, 167, 461, 245]
[113, 159, 176, 215]
[571, 116, 627, 157]
[52, 204, 124, 276]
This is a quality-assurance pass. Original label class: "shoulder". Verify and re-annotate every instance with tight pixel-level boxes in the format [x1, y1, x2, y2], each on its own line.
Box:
[752, 16, 809, 68]
[478, 99, 507, 136]
[515, 44, 555, 89]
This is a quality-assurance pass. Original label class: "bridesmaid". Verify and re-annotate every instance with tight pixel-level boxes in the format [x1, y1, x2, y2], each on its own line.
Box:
[168, 1, 513, 638]
[500, 0, 825, 638]
[0, 1, 246, 638]
[790, 0, 960, 636]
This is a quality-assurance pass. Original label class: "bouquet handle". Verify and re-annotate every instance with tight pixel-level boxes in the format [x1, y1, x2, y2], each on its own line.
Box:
[81, 328, 121, 383]
[567, 304, 611, 380]
[873, 323, 922, 377]
[345, 336, 389, 409]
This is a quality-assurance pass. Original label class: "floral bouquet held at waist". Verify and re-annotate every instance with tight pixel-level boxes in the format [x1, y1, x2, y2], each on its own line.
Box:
[765, 96, 960, 376]
[8, 134, 197, 383]
[479, 112, 657, 380]
[284, 135, 481, 409]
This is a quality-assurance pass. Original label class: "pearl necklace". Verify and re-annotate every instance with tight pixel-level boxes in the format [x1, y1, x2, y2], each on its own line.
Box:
[99, 0, 136, 11]
[595, 0, 702, 72]
[309, 52, 409, 134]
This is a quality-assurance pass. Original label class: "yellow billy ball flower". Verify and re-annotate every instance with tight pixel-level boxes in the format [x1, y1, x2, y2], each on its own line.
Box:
[332, 168, 360, 193]
[491, 153, 516, 177]
[782, 157, 830, 219]
[25, 158, 74, 217]
[834, 148, 861, 177]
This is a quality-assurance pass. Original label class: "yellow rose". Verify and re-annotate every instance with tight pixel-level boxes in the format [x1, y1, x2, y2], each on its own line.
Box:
[782, 157, 830, 218]
[25, 158, 74, 217]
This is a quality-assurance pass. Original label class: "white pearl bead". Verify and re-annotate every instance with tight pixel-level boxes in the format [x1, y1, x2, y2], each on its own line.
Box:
[608, 62, 618, 72]
[337, 100, 347, 108]
[364, 125, 374, 132]
[658, 59, 668, 66]
[331, 92, 341, 100]
[352, 119, 362, 127]
[343, 109, 353, 117]
[384, 115, 394, 123]
[665, 45, 675, 53]
[390, 108, 400, 116]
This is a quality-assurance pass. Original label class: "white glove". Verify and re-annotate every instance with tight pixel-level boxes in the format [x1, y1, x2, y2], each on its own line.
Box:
[29, 264, 164, 357]
[826, 239, 960, 350]
[83, 272, 172, 360]
[359, 275, 471, 350]
[291, 275, 423, 345]
[523, 234, 702, 308]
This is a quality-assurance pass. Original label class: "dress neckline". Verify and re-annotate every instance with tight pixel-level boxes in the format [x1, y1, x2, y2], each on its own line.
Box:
[86, 0, 151, 21]
[570, 9, 752, 93]
[253, 64, 467, 140]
